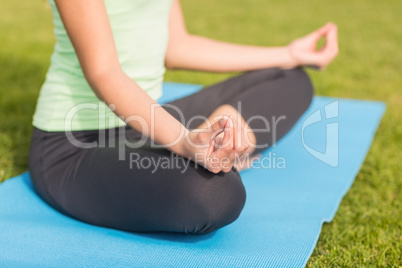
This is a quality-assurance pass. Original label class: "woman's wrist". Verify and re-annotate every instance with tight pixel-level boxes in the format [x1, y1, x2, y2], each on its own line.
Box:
[169, 128, 192, 159]
[280, 46, 299, 69]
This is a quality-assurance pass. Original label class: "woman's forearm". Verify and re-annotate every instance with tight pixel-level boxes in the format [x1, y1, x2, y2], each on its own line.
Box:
[165, 34, 296, 72]
[89, 70, 189, 156]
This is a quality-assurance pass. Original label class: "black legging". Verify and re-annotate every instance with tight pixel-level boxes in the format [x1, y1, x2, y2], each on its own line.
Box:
[28, 67, 314, 234]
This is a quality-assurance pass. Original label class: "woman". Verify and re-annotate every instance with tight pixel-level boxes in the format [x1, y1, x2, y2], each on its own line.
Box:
[29, 0, 338, 234]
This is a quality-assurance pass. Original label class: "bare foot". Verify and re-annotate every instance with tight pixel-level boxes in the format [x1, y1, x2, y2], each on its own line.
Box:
[234, 153, 261, 172]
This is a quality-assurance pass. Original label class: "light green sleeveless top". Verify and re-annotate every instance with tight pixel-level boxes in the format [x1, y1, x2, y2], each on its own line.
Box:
[33, 0, 173, 131]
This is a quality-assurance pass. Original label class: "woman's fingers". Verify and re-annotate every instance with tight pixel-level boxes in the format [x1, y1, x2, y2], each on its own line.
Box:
[192, 115, 252, 173]
[210, 115, 229, 140]
[310, 23, 338, 68]
[206, 138, 215, 158]
[231, 117, 249, 170]
[221, 116, 234, 150]
[232, 117, 249, 153]
[319, 25, 339, 67]
[208, 117, 234, 172]
[307, 22, 333, 42]
[325, 25, 339, 56]
[232, 116, 239, 149]
[207, 116, 251, 173]
[211, 117, 234, 158]
[288, 22, 338, 69]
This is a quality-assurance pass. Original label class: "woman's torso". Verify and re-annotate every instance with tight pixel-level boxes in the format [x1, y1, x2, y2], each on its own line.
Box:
[33, 0, 174, 131]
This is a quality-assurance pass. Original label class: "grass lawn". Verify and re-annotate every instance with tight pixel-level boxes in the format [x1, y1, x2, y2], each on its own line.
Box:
[0, 0, 400, 266]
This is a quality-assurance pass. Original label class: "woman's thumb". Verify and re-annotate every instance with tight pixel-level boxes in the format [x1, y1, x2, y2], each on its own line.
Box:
[210, 115, 229, 139]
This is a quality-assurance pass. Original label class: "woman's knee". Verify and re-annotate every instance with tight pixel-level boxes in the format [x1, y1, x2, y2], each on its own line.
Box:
[245, 67, 314, 112]
[190, 169, 246, 234]
[285, 67, 315, 111]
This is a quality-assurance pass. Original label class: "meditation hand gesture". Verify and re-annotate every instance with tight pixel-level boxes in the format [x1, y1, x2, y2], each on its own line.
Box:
[183, 116, 249, 173]
[287, 22, 339, 69]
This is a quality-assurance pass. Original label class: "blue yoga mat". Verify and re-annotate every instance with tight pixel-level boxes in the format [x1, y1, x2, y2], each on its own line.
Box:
[0, 82, 385, 267]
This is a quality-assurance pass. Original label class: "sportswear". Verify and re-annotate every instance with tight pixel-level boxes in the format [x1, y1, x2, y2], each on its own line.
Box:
[33, 0, 174, 131]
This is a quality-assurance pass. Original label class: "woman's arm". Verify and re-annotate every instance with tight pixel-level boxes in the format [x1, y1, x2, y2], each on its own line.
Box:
[54, 0, 246, 173]
[165, 0, 338, 72]
[54, 0, 189, 155]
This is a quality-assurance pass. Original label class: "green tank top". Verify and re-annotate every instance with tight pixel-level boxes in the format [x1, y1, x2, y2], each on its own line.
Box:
[33, 0, 174, 131]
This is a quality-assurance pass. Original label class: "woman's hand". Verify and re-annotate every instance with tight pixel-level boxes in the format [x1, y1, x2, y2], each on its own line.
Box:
[182, 116, 249, 173]
[287, 22, 339, 70]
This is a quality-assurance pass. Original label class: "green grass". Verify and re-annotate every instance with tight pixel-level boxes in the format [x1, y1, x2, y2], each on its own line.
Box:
[1, 0, 401, 266]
